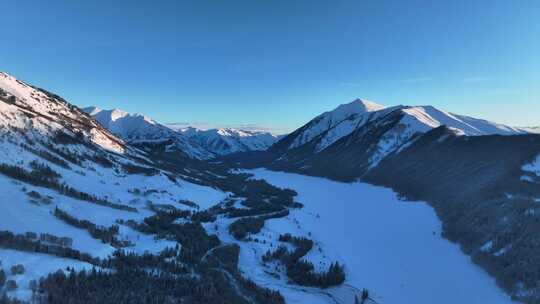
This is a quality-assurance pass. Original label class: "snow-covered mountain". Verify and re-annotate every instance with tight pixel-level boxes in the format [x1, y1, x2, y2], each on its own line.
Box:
[285, 99, 386, 152]
[177, 127, 279, 155]
[523, 126, 540, 134]
[272, 98, 528, 168]
[83, 106, 214, 159]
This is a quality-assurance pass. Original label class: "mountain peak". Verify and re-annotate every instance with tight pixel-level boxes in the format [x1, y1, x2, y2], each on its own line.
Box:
[82, 106, 103, 116]
[333, 98, 386, 115]
[84, 107, 155, 124]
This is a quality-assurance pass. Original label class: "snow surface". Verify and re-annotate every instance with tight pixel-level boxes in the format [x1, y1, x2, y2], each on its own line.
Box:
[523, 154, 540, 176]
[0, 249, 94, 300]
[401, 106, 525, 136]
[522, 127, 540, 134]
[244, 169, 515, 304]
[0, 105, 227, 302]
[0, 161, 227, 300]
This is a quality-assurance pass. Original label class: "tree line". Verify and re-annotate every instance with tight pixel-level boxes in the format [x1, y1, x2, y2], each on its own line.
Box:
[53, 207, 131, 248]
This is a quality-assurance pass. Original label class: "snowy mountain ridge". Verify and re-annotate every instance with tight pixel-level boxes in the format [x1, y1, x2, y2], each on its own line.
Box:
[177, 126, 279, 155]
[84, 106, 215, 159]
[272, 98, 528, 168]
[0, 72, 128, 155]
[85, 106, 279, 157]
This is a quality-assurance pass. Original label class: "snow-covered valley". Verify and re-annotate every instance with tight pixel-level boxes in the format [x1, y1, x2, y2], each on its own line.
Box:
[245, 168, 515, 304]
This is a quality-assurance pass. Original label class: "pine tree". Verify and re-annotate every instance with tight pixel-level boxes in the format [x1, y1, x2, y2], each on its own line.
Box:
[360, 289, 369, 303]
[0, 269, 5, 287]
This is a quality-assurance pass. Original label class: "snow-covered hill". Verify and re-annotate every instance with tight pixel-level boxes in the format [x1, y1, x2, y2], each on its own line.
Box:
[177, 127, 279, 155]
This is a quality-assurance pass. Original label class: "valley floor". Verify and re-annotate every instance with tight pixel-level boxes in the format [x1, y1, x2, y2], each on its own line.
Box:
[246, 168, 516, 304]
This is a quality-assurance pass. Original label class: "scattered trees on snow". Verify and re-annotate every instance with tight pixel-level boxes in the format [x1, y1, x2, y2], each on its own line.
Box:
[9, 265, 24, 275]
[263, 234, 346, 288]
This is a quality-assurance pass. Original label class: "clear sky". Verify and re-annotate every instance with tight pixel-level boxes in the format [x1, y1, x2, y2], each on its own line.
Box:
[1, 0, 539, 134]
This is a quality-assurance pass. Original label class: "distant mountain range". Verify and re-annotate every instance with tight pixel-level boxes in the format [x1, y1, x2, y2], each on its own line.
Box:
[176, 126, 280, 156]
[85, 99, 534, 165]
[83, 107, 279, 158]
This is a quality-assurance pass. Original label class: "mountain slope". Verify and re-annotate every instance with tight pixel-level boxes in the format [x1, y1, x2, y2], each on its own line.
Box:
[0, 73, 128, 155]
[0, 72, 227, 265]
[365, 127, 540, 303]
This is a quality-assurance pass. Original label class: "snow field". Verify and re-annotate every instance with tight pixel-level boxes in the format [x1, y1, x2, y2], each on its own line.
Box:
[245, 168, 516, 304]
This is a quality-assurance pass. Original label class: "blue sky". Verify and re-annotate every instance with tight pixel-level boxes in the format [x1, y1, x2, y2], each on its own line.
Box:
[1, 0, 539, 133]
